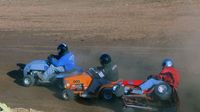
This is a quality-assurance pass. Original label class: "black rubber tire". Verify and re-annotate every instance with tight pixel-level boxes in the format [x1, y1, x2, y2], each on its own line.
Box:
[61, 89, 75, 100]
[101, 88, 114, 101]
[53, 78, 64, 90]
[154, 83, 172, 101]
[23, 75, 35, 87]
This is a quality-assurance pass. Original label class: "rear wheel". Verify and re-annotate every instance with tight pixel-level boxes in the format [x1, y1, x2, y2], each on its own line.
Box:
[154, 83, 172, 101]
[61, 89, 75, 100]
[23, 75, 35, 87]
[101, 88, 114, 100]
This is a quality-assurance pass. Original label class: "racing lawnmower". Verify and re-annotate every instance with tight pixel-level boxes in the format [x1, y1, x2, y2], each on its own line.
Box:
[61, 67, 119, 101]
[22, 57, 81, 88]
[112, 80, 180, 112]
[22, 59, 64, 87]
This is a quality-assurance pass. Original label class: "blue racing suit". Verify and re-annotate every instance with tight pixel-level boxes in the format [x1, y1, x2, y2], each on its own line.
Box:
[43, 52, 80, 81]
[51, 52, 76, 71]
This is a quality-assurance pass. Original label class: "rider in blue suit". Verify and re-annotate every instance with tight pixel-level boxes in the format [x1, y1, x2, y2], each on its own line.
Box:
[38, 43, 80, 82]
[51, 51, 76, 71]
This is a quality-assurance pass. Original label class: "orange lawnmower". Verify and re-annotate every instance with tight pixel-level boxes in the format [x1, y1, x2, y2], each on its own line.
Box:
[61, 67, 119, 100]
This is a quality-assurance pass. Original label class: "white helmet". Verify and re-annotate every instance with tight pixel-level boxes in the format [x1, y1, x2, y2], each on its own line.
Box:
[162, 58, 173, 67]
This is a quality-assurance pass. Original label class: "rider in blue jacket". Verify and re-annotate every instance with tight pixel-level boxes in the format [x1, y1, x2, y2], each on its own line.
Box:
[51, 51, 76, 71]
[38, 43, 80, 82]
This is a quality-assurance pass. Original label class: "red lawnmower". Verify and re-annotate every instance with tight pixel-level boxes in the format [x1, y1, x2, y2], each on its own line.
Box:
[112, 80, 180, 112]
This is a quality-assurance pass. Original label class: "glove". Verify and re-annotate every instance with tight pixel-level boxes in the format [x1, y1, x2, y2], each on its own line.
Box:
[47, 54, 56, 65]
[48, 54, 55, 59]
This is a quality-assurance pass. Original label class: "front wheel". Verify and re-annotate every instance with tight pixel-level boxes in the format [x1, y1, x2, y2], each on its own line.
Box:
[23, 75, 35, 87]
[61, 89, 75, 100]
[113, 85, 125, 97]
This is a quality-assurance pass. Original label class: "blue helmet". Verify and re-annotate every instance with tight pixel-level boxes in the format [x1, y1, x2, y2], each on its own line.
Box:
[162, 58, 173, 67]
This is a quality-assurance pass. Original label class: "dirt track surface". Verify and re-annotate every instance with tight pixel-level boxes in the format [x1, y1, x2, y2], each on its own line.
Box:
[0, 0, 200, 112]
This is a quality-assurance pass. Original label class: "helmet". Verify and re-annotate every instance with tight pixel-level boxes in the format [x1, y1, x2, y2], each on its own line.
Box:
[57, 43, 68, 55]
[99, 53, 112, 65]
[162, 58, 173, 67]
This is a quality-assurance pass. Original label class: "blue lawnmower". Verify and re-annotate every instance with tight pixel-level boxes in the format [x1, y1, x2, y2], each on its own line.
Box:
[22, 58, 81, 88]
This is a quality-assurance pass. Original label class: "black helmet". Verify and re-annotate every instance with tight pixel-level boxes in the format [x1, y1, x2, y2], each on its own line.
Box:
[100, 53, 112, 65]
[57, 43, 68, 55]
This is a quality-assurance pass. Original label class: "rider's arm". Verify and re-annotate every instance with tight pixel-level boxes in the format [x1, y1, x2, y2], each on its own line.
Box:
[50, 58, 60, 67]
[147, 74, 160, 80]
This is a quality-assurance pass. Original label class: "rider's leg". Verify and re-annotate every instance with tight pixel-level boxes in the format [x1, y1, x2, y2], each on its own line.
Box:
[41, 65, 65, 81]
[81, 78, 101, 97]
[131, 78, 163, 94]
[86, 78, 101, 93]
[82, 78, 110, 97]
[99, 78, 110, 85]
[87, 78, 110, 93]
